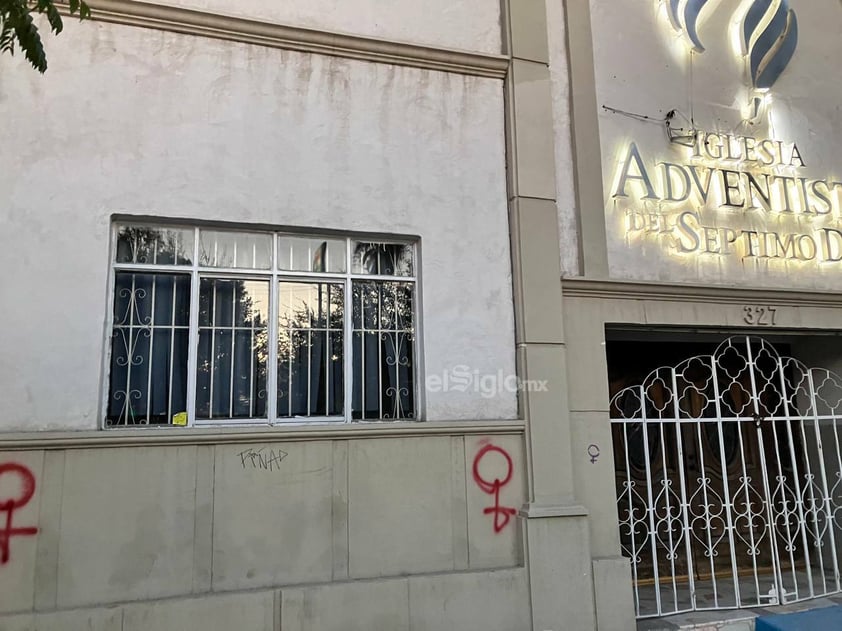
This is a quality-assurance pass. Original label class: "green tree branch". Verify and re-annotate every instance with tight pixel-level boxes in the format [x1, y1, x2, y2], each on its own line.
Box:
[0, 0, 90, 73]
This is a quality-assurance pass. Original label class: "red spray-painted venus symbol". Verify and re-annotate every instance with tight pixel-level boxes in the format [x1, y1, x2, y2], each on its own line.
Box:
[472, 444, 517, 534]
[0, 463, 38, 565]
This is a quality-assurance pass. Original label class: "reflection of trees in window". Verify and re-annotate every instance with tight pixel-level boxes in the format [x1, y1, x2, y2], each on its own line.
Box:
[107, 224, 418, 425]
[196, 279, 269, 420]
[350, 242, 416, 420]
[277, 282, 344, 418]
[352, 281, 415, 420]
[108, 225, 194, 426]
[107, 271, 191, 425]
[352, 242, 413, 277]
[116, 226, 194, 266]
[198, 230, 272, 269]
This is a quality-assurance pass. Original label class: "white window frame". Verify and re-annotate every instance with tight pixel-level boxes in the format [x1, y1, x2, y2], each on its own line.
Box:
[101, 221, 420, 428]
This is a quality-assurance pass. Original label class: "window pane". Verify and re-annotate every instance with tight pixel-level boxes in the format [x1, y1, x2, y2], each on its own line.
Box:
[277, 282, 344, 418]
[195, 279, 269, 420]
[109, 225, 420, 427]
[278, 236, 346, 273]
[115, 226, 194, 265]
[328, 331, 344, 415]
[107, 272, 191, 426]
[199, 230, 272, 269]
[152, 274, 191, 326]
[351, 242, 413, 276]
[352, 281, 415, 420]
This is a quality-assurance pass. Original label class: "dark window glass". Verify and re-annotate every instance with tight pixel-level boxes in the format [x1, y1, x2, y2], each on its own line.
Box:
[107, 273, 191, 426]
[195, 278, 269, 420]
[351, 281, 415, 420]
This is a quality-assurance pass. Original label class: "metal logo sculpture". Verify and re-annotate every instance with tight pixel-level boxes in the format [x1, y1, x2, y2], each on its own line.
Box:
[665, 0, 798, 91]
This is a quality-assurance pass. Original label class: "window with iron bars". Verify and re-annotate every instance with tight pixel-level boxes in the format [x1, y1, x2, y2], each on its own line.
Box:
[105, 223, 417, 427]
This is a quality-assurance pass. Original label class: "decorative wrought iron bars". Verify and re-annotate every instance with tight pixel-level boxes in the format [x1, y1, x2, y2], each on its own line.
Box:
[611, 336, 842, 618]
[106, 223, 418, 426]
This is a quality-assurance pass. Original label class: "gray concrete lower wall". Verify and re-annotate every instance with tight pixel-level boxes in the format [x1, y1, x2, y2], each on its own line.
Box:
[0, 568, 530, 631]
[0, 432, 528, 629]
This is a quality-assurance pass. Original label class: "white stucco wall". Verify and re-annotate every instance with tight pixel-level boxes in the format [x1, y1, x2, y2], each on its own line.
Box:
[591, 0, 842, 290]
[148, 0, 502, 55]
[0, 21, 515, 430]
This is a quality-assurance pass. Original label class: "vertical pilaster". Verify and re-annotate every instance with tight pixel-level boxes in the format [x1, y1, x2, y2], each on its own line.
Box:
[502, 0, 596, 628]
[563, 0, 609, 278]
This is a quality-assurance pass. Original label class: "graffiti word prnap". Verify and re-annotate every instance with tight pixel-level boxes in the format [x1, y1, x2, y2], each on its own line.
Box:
[238, 447, 288, 472]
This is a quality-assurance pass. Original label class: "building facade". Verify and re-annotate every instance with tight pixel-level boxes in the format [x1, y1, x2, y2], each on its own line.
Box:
[561, 0, 842, 626]
[3, 0, 842, 629]
[0, 1, 598, 630]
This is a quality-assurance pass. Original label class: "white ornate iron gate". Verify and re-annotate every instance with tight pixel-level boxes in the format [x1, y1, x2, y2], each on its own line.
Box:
[611, 336, 842, 618]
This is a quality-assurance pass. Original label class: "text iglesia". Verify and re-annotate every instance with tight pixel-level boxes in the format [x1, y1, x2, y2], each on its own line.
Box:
[612, 132, 842, 263]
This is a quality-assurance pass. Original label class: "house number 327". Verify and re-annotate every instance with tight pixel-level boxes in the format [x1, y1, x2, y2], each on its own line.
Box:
[743, 306, 778, 326]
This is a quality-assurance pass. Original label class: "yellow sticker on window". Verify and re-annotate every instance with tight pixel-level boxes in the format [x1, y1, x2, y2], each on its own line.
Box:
[172, 412, 188, 427]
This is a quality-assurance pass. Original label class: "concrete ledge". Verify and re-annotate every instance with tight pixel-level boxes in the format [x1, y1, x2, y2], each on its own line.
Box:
[0, 421, 525, 450]
[563, 277, 842, 308]
[56, 0, 509, 78]
[518, 502, 588, 518]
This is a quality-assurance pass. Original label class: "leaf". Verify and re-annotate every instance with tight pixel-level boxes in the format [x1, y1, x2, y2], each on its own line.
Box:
[68, 0, 91, 19]
[44, 3, 64, 34]
[10, 4, 47, 73]
[79, 2, 91, 19]
[0, 24, 14, 55]
[0, 17, 15, 54]
[0, 0, 90, 73]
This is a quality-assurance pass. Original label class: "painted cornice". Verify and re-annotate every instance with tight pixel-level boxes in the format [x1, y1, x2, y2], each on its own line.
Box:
[58, 0, 509, 78]
[563, 277, 842, 308]
[0, 420, 525, 450]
